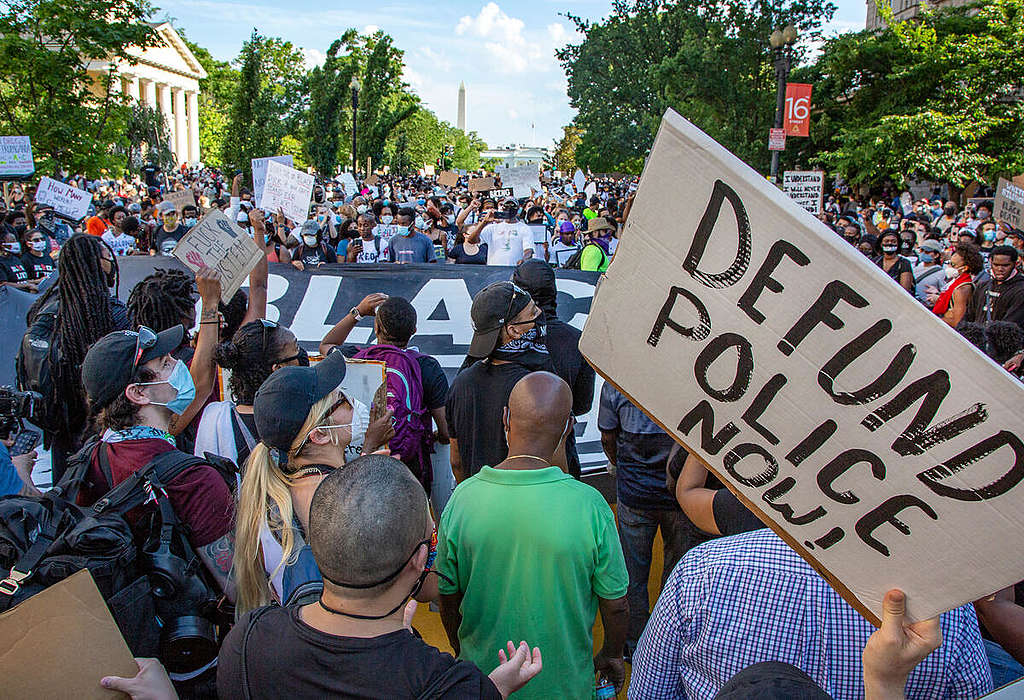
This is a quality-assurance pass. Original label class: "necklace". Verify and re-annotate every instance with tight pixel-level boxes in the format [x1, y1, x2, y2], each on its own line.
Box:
[505, 455, 549, 464]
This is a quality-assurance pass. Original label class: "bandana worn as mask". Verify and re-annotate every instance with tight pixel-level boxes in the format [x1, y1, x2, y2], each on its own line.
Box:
[491, 313, 552, 371]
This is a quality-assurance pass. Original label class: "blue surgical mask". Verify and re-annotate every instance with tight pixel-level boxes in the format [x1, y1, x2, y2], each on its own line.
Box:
[918, 252, 936, 264]
[417, 198, 426, 206]
[136, 359, 196, 415]
[983, 229, 997, 242]
[415, 216, 427, 230]
[396, 225, 411, 236]
[183, 218, 198, 228]
[334, 214, 343, 225]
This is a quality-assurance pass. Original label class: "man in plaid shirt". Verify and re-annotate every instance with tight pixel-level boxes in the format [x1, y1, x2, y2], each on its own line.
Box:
[629, 529, 992, 699]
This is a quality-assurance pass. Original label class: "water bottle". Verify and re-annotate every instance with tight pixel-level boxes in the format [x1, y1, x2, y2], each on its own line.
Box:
[595, 678, 616, 699]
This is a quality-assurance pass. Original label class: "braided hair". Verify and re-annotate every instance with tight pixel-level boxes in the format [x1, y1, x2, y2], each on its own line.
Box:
[127, 268, 196, 333]
[215, 320, 292, 406]
[29, 235, 120, 439]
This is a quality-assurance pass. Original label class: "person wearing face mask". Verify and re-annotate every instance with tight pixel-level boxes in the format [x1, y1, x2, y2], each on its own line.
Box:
[76, 324, 237, 685]
[968, 245, 1024, 329]
[102, 209, 138, 256]
[873, 231, 915, 293]
[0, 231, 35, 292]
[979, 221, 999, 263]
[150, 201, 188, 256]
[232, 351, 395, 615]
[387, 208, 436, 264]
[181, 204, 200, 231]
[20, 228, 56, 282]
[932, 242, 984, 327]
[291, 220, 337, 271]
[465, 200, 534, 266]
[548, 220, 581, 267]
[913, 239, 946, 304]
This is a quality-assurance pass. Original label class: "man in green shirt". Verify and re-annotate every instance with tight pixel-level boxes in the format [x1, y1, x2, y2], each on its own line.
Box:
[437, 372, 629, 699]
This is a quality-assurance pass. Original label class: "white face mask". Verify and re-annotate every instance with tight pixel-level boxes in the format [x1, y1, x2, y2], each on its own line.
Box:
[3, 242, 20, 255]
[302, 234, 318, 247]
[945, 264, 961, 279]
[31, 240, 47, 252]
[380, 215, 394, 224]
[356, 205, 368, 215]
[307, 396, 371, 461]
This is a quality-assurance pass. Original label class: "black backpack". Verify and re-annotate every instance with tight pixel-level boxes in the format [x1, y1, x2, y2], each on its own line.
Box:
[562, 242, 606, 270]
[0, 437, 234, 671]
[16, 293, 61, 433]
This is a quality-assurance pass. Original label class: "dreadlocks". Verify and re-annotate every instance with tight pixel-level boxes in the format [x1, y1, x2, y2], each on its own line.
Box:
[128, 268, 196, 333]
[214, 320, 291, 406]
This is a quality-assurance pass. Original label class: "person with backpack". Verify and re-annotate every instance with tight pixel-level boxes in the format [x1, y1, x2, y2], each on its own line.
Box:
[320, 294, 452, 500]
[291, 220, 337, 270]
[232, 351, 396, 615]
[345, 212, 388, 263]
[570, 216, 615, 272]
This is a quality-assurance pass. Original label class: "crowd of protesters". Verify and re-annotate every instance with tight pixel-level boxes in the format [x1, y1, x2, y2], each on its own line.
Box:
[0, 161, 1022, 699]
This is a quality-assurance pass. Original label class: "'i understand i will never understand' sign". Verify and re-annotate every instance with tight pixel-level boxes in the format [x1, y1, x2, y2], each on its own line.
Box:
[580, 109, 1024, 625]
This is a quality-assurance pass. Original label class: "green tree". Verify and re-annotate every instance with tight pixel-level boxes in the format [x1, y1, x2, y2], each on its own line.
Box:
[306, 31, 360, 176]
[183, 38, 238, 168]
[805, 0, 1024, 187]
[356, 32, 417, 170]
[551, 125, 583, 171]
[123, 103, 174, 173]
[0, 0, 158, 175]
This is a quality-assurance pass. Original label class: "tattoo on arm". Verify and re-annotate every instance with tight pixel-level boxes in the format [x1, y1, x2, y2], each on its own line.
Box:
[200, 531, 235, 577]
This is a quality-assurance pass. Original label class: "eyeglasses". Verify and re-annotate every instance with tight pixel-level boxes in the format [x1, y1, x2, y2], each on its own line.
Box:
[131, 326, 157, 375]
[259, 318, 278, 355]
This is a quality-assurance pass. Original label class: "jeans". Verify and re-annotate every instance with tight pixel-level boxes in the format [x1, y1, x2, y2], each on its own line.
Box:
[616, 502, 711, 655]
[985, 638, 1024, 689]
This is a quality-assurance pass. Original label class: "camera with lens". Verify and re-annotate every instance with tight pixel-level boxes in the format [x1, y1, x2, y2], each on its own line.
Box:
[0, 386, 42, 439]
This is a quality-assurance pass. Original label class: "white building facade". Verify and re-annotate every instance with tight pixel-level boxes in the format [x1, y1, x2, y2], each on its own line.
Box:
[479, 146, 549, 168]
[87, 23, 206, 166]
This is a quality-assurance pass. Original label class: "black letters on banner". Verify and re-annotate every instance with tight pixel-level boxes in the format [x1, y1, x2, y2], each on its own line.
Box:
[683, 180, 752, 289]
[818, 320, 916, 406]
[817, 448, 887, 505]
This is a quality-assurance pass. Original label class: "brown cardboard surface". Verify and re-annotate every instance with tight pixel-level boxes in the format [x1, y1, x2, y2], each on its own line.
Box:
[438, 171, 459, 188]
[468, 177, 494, 193]
[173, 208, 265, 303]
[365, 174, 380, 187]
[163, 188, 196, 214]
[580, 109, 1024, 624]
[0, 569, 137, 698]
[993, 177, 1024, 230]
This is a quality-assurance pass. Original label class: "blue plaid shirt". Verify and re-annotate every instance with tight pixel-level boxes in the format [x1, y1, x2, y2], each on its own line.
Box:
[629, 529, 992, 699]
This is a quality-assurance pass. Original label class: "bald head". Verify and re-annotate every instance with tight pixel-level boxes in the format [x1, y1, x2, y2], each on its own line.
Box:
[506, 372, 572, 454]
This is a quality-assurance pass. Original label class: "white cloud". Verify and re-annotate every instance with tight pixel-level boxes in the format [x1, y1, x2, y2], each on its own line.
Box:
[362, 24, 379, 35]
[300, 47, 326, 70]
[455, 2, 545, 75]
[507, 107, 519, 120]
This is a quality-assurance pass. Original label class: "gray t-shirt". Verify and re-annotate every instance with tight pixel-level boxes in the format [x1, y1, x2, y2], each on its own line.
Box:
[387, 231, 435, 263]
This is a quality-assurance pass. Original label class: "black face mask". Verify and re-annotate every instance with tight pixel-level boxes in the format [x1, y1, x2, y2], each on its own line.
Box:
[276, 347, 309, 367]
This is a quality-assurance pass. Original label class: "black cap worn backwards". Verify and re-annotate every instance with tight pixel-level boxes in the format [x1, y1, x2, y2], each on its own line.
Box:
[254, 349, 347, 452]
[467, 281, 532, 359]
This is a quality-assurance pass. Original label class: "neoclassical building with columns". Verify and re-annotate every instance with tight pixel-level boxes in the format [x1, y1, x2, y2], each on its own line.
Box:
[87, 22, 206, 166]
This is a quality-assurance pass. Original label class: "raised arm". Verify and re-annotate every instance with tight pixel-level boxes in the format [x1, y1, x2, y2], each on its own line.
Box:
[319, 293, 388, 355]
[171, 268, 221, 436]
[241, 208, 269, 326]
[465, 211, 493, 245]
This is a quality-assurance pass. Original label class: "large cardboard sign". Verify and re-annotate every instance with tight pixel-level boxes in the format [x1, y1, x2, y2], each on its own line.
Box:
[993, 177, 1024, 230]
[251, 155, 293, 209]
[262, 159, 314, 224]
[35, 176, 91, 221]
[173, 209, 265, 303]
[580, 110, 1024, 624]
[164, 187, 196, 214]
[0, 136, 34, 178]
[500, 164, 542, 199]
[783, 170, 824, 215]
[438, 171, 459, 188]
[468, 177, 494, 193]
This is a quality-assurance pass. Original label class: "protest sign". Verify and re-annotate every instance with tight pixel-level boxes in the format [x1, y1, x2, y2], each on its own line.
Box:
[585, 182, 597, 199]
[485, 187, 513, 199]
[768, 128, 786, 151]
[0, 136, 34, 178]
[469, 177, 494, 193]
[262, 159, 314, 224]
[163, 187, 196, 213]
[783, 83, 812, 137]
[336, 172, 358, 193]
[993, 178, 1024, 230]
[365, 174, 380, 186]
[580, 109, 1024, 624]
[251, 155, 294, 208]
[0, 570, 137, 699]
[173, 208, 265, 303]
[500, 164, 542, 198]
[438, 170, 459, 188]
[783, 170, 824, 214]
[573, 169, 586, 193]
[35, 176, 90, 221]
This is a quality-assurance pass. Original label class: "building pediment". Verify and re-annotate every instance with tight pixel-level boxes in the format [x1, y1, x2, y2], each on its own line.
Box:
[120, 22, 207, 80]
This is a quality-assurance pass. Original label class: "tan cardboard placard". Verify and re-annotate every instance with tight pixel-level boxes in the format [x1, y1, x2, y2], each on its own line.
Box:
[468, 177, 494, 193]
[365, 174, 379, 187]
[580, 109, 1024, 625]
[993, 177, 1024, 230]
[163, 187, 196, 214]
[173, 208, 265, 303]
[438, 171, 459, 188]
[0, 569, 137, 698]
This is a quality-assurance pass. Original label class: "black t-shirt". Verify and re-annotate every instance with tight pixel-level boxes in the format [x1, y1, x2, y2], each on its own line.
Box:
[297, 243, 337, 267]
[446, 360, 530, 478]
[0, 254, 29, 283]
[142, 163, 161, 187]
[152, 225, 187, 256]
[712, 488, 766, 536]
[217, 605, 500, 700]
[21, 252, 55, 280]
[873, 255, 913, 285]
[448, 243, 488, 265]
[545, 317, 595, 479]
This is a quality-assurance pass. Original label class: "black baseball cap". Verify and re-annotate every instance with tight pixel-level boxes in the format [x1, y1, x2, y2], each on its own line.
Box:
[254, 349, 347, 451]
[468, 281, 532, 359]
[713, 661, 831, 699]
[82, 325, 184, 409]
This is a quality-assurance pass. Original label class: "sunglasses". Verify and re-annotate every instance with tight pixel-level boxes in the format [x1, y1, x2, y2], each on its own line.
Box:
[259, 318, 278, 355]
[131, 326, 157, 375]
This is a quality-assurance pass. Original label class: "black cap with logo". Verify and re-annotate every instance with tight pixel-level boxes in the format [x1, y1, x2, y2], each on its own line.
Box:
[82, 325, 184, 409]
[467, 281, 532, 359]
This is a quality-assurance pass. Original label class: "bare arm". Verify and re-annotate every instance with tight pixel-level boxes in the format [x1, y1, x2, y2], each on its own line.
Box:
[449, 437, 465, 483]
[974, 587, 1024, 665]
[197, 532, 235, 602]
[943, 285, 972, 327]
[430, 407, 450, 443]
[600, 428, 618, 466]
[675, 451, 721, 536]
[899, 270, 914, 293]
[171, 268, 220, 436]
[455, 200, 477, 229]
[241, 209, 269, 326]
[318, 293, 388, 355]
[439, 591, 464, 656]
[466, 212, 493, 245]
[594, 595, 629, 693]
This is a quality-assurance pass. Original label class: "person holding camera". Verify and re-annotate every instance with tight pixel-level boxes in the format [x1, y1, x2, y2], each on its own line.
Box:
[464, 200, 534, 266]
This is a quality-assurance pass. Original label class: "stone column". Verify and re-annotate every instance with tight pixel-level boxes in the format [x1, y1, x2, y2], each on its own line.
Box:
[173, 87, 188, 165]
[126, 75, 141, 102]
[187, 91, 200, 163]
[159, 83, 176, 164]
[142, 79, 157, 109]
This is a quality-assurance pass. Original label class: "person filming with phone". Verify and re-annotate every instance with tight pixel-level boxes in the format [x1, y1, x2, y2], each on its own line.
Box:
[464, 199, 534, 266]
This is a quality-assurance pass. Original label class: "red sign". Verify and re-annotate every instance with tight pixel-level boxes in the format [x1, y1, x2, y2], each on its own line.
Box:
[783, 83, 812, 137]
[768, 128, 786, 151]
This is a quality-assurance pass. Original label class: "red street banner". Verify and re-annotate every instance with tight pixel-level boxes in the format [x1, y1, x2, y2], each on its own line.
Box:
[784, 83, 812, 137]
[768, 128, 786, 151]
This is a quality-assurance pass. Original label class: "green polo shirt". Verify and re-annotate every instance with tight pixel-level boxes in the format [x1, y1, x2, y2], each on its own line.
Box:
[436, 466, 628, 700]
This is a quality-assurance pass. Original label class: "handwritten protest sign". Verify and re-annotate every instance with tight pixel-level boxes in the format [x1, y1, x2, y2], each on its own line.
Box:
[438, 171, 459, 188]
[0, 136, 34, 178]
[252, 155, 294, 209]
[35, 176, 90, 220]
[581, 109, 1024, 624]
[173, 208, 265, 303]
[163, 188, 196, 214]
[336, 172, 358, 193]
[783, 170, 824, 214]
[993, 178, 1024, 230]
[365, 174, 379, 187]
[262, 159, 314, 224]
[500, 164, 542, 199]
[485, 188, 513, 200]
[469, 177, 494, 193]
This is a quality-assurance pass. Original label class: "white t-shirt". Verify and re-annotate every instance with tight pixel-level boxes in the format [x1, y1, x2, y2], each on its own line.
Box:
[549, 239, 580, 267]
[480, 222, 533, 266]
[102, 230, 135, 256]
[355, 237, 385, 263]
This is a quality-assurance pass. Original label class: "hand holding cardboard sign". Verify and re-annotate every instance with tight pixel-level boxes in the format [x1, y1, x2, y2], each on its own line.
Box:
[100, 658, 177, 700]
[862, 590, 941, 699]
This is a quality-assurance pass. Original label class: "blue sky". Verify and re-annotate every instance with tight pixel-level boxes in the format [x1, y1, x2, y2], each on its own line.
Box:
[159, 0, 867, 150]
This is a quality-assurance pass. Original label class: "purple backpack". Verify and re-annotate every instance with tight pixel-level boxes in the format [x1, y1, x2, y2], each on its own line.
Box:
[352, 344, 433, 490]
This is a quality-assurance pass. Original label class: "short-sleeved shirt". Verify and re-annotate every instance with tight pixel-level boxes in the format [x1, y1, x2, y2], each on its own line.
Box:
[479, 222, 533, 265]
[217, 605, 500, 699]
[388, 231, 435, 263]
[295, 243, 336, 267]
[436, 466, 628, 700]
[152, 225, 187, 256]
[599, 384, 677, 510]
[549, 238, 580, 267]
[0, 254, 30, 283]
[351, 236, 385, 263]
[0, 442, 23, 497]
[102, 230, 136, 256]
[448, 243, 487, 265]
[21, 252, 56, 280]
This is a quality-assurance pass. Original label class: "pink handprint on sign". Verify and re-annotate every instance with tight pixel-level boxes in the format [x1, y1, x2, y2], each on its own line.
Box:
[185, 250, 207, 268]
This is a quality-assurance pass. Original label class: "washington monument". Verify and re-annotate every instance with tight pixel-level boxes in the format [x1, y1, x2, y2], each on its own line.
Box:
[457, 81, 466, 131]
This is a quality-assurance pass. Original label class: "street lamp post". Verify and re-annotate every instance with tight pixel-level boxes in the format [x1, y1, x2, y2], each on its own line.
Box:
[769, 24, 798, 183]
[350, 76, 360, 176]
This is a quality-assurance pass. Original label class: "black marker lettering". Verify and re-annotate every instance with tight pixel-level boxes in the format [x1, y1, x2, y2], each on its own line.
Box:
[677, 401, 740, 456]
[818, 320, 915, 405]
[724, 442, 779, 488]
[694, 333, 754, 403]
[738, 240, 810, 324]
[918, 430, 1024, 501]
[778, 280, 868, 356]
[855, 495, 938, 557]
[763, 477, 827, 525]
[683, 180, 752, 289]
[648, 286, 712, 347]
[741, 373, 787, 445]
[817, 449, 886, 505]
[785, 420, 839, 467]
